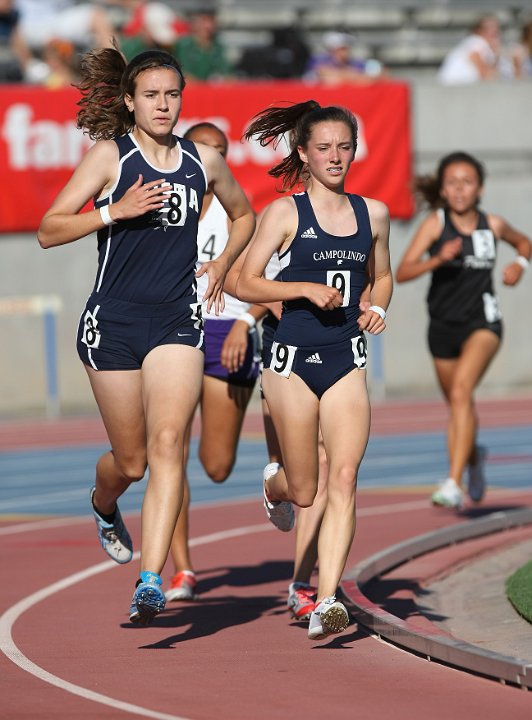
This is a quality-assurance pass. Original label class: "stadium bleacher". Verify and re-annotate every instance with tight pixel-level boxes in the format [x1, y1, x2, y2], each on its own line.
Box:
[1, 2, 530, 81]
[166, 1, 529, 78]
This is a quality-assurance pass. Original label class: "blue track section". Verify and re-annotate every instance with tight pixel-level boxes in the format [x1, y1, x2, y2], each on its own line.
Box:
[0, 427, 530, 517]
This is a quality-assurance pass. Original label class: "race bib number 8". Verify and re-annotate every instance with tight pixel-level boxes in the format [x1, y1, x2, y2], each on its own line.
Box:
[164, 183, 187, 227]
[326, 270, 351, 307]
[351, 334, 367, 369]
[81, 308, 101, 349]
[269, 342, 297, 378]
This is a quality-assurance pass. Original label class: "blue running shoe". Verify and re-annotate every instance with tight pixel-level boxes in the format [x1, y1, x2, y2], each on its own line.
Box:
[90, 486, 133, 564]
[130, 572, 165, 625]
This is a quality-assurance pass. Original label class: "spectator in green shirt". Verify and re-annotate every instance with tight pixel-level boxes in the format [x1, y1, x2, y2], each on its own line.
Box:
[174, 8, 232, 82]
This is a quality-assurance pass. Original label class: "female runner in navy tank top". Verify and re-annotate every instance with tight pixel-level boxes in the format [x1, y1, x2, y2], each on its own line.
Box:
[37, 49, 255, 625]
[237, 101, 393, 640]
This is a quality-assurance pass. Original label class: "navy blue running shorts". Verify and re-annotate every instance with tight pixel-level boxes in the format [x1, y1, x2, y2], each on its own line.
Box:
[264, 334, 367, 399]
[77, 293, 204, 370]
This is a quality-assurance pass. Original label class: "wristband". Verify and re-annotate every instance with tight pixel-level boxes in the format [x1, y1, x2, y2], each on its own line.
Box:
[99, 205, 116, 226]
[238, 312, 256, 329]
[515, 255, 530, 270]
[369, 305, 386, 320]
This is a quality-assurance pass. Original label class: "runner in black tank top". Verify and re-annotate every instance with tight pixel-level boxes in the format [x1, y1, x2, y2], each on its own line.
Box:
[37, 49, 255, 625]
[396, 151, 531, 510]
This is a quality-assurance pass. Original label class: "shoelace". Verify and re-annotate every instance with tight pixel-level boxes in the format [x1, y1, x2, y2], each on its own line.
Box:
[102, 527, 118, 542]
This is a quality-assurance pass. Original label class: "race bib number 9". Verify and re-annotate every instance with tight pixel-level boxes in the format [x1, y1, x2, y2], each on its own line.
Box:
[326, 270, 351, 307]
[269, 342, 297, 378]
[351, 334, 367, 369]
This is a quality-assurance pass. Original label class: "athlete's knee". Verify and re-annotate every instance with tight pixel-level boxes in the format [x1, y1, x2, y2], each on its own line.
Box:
[449, 380, 474, 408]
[290, 486, 317, 508]
[203, 458, 234, 484]
[148, 426, 182, 460]
[327, 465, 358, 499]
[115, 453, 147, 483]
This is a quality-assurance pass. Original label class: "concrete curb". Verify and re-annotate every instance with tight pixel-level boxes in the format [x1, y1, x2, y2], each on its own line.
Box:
[341, 508, 532, 689]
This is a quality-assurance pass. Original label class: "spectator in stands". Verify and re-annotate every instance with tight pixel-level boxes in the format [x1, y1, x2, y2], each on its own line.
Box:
[119, 1, 186, 62]
[173, 7, 232, 82]
[305, 31, 383, 85]
[41, 37, 80, 88]
[0, 0, 27, 80]
[438, 15, 502, 85]
[510, 19, 532, 79]
[15, 0, 116, 52]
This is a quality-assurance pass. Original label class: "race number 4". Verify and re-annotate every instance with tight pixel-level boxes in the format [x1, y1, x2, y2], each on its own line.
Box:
[269, 342, 297, 378]
[326, 270, 351, 307]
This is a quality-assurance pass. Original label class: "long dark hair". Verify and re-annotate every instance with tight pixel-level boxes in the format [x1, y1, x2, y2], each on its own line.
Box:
[416, 151, 486, 209]
[76, 45, 186, 141]
[244, 100, 358, 190]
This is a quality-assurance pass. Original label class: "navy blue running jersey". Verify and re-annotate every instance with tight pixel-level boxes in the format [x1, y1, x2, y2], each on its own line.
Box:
[275, 191, 372, 346]
[427, 208, 500, 324]
[93, 134, 207, 304]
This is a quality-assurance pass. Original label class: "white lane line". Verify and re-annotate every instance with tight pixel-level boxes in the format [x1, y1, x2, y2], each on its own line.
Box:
[1, 490, 529, 537]
[0, 523, 274, 720]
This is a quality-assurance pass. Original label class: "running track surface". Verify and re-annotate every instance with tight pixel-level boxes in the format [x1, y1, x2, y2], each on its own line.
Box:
[1, 394, 532, 720]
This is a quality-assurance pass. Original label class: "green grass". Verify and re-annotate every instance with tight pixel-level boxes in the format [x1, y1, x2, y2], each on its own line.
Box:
[506, 561, 532, 624]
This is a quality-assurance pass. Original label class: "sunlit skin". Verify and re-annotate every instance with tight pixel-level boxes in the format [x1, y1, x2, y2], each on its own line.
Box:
[297, 121, 356, 192]
[125, 67, 183, 144]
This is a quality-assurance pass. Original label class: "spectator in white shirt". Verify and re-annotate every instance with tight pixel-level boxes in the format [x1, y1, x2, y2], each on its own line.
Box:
[438, 15, 501, 85]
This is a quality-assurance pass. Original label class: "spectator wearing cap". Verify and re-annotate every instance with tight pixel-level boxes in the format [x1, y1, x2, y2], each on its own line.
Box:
[119, 1, 187, 62]
[173, 7, 232, 82]
[304, 31, 383, 85]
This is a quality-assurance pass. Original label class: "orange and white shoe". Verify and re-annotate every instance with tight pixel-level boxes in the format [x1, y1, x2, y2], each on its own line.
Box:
[288, 582, 317, 621]
[165, 570, 197, 602]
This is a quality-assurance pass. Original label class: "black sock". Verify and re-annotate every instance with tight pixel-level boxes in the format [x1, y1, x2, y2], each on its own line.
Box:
[92, 498, 116, 525]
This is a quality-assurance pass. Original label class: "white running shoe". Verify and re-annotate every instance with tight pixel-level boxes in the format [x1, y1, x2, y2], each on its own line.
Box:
[263, 462, 295, 532]
[467, 445, 487, 503]
[90, 486, 133, 564]
[308, 596, 350, 640]
[431, 478, 465, 509]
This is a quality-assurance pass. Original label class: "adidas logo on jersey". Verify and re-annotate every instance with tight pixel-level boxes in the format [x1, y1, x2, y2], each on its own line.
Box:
[301, 226, 318, 239]
[305, 353, 322, 364]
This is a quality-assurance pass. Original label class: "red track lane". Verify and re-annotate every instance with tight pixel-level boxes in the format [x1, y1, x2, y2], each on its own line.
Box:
[1, 393, 532, 449]
[2, 488, 532, 720]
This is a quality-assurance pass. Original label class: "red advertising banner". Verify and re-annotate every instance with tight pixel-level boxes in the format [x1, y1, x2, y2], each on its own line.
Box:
[0, 81, 413, 233]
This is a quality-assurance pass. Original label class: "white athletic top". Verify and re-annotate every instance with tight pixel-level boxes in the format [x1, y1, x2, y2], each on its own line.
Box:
[438, 35, 497, 85]
[196, 195, 250, 320]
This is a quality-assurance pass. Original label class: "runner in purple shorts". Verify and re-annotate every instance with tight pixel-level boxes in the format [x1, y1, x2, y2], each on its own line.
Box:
[164, 123, 264, 602]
